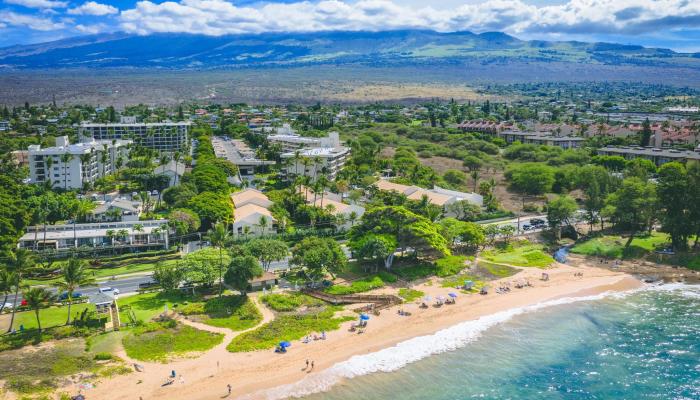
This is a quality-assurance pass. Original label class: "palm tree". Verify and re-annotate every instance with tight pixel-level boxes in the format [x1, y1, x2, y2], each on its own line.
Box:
[348, 211, 358, 226]
[72, 198, 96, 248]
[60, 153, 73, 190]
[117, 229, 129, 245]
[257, 215, 269, 236]
[22, 287, 55, 333]
[243, 225, 251, 240]
[6, 249, 35, 333]
[0, 269, 18, 314]
[207, 222, 230, 298]
[106, 229, 115, 245]
[79, 152, 92, 190]
[44, 156, 54, 187]
[54, 258, 95, 325]
[470, 170, 480, 192]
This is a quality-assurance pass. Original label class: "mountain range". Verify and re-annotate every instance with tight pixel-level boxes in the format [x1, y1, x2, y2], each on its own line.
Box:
[1, 30, 698, 70]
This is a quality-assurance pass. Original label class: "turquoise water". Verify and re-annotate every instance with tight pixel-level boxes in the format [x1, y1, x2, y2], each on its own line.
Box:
[290, 285, 699, 400]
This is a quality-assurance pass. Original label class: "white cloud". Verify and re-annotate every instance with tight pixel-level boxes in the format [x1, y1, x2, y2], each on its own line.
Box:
[0, 11, 65, 30]
[68, 1, 118, 16]
[4, 0, 67, 9]
[116, 0, 700, 37]
[75, 22, 107, 33]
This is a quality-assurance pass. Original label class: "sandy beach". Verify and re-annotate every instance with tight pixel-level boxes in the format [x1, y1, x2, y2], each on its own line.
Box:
[73, 264, 641, 400]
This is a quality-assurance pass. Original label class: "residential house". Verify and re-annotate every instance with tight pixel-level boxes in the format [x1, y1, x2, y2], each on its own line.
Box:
[231, 189, 277, 237]
[154, 160, 186, 187]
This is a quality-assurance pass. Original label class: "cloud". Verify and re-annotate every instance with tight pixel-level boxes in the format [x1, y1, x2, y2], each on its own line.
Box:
[68, 1, 118, 15]
[116, 0, 700, 38]
[74, 22, 107, 33]
[4, 0, 67, 9]
[0, 10, 65, 30]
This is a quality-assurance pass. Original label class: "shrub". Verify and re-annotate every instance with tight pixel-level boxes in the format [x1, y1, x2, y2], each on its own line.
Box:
[398, 288, 424, 302]
[434, 255, 470, 277]
[325, 276, 385, 295]
[93, 352, 113, 360]
[260, 293, 323, 312]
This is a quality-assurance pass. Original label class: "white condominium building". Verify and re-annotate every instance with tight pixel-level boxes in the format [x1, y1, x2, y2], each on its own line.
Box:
[28, 136, 130, 190]
[268, 130, 341, 152]
[79, 121, 191, 152]
[281, 146, 350, 181]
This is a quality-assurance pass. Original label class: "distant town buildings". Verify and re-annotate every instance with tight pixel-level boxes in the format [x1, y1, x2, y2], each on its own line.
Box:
[28, 136, 130, 189]
[79, 121, 190, 152]
[0, 120, 10, 131]
[499, 131, 585, 149]
[597, 146, 700, 166]
[267, 127, 342, 152]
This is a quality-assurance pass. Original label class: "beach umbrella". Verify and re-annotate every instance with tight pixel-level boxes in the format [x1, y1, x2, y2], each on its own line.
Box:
[423, 295, 432, 302]
[436, 295, 445, 301]
[279, 341, 291, 348]
[359, 314, 370, 321]
[448, 293, 458, 298]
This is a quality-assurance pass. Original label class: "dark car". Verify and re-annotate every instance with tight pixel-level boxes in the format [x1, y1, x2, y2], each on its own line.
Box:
[530, 218, 546, 226]
[58, 292, 82, 300]
[138, 281, 158, 290]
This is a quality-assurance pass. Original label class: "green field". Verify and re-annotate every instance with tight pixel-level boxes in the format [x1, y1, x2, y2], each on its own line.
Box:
[24, 259, 177, 286]
[570, 233, 669, 259]
[398, 288, 425, 302]
[2, 302, 96, 331]
[260, 293, 324, 312]
[123, 320, 223, 362]
[482, 241, 554, 268]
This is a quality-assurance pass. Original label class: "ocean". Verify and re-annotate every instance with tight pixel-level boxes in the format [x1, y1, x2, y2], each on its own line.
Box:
[263, 284, 700, 400]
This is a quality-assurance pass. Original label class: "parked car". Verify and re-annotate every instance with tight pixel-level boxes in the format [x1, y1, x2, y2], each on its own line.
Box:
[530, 218, 546, 226]
[99, 287, 120, 295]
[2, 303, 13, 310]
[58, 292, 83, 300]
[138, 281, 158, 290]
[522, 224, 532, 231]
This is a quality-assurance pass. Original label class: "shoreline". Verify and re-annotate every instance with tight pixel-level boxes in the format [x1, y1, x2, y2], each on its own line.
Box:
[74, 264, 642, 400]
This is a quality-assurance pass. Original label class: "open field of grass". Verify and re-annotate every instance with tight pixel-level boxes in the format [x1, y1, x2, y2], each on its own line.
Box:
[24, 259, 178, 286]
[0, 302, 96, 332]
[122, 320, 223, 362]
[227, 307, 353, 352]
[570, 233, 669, 259]
[398, 288, 425, 302]
[179, 295, 262, 331]
[482, 241, 554, 268]
[118, 291, 196, 323]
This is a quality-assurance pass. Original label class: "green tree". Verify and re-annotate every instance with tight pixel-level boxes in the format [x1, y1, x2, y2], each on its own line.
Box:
[546, 195, 578, 240]
[0, 269, 18, 314]
[605, 178, 656, 250]
[244, 238, 288, 272]
[576, 165, 616, 231]
[187, 192, 233, 230]
[507, 163, 555, 196]
[207, 222, 230, 297]
[291, 236, 348, 283]
[224, 255, 262, 296]
[54, 258, 95, 325]
[6, 249, 34, 333]
[656, 162, 692, 250]
[22, 287, 55, 333]
[443, 169, 467, 187]
[152, 262, 183, 292]
[348, 233, 397, 272]
[640, 118, 652, 147]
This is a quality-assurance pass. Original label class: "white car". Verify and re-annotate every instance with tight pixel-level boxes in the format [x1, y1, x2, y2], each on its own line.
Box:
[2, 303, 13, 310]
[99, 287, 120, 295]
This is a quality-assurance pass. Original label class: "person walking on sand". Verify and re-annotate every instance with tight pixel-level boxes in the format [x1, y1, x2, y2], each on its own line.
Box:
[227, 384, 232, 395]
[311, 361, 315, 370]
[305, 359, 309, 369]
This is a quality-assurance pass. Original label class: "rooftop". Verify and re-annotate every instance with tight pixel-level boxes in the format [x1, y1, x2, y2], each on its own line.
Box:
[599, 146, 700, 160]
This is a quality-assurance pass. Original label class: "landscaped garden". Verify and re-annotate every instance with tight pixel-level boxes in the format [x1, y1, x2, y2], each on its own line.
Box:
[570, 232, 669, 259]
[179, 295, 262, 330]
[260, 292, 324, 312]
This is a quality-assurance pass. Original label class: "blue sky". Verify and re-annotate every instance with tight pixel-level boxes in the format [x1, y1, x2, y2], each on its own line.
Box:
[1, 0, 699, 51]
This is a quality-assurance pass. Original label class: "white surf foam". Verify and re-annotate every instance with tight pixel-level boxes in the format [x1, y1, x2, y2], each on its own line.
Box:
[244, 283, 699, 400]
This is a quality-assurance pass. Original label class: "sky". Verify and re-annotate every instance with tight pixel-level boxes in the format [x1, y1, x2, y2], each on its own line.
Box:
[0, 0, 699, 51]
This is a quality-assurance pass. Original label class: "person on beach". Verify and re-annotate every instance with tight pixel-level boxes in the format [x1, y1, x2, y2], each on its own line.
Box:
[311, 361, 315, 370]
[305, 359, 309, 369]
[227, 384, 232, 395]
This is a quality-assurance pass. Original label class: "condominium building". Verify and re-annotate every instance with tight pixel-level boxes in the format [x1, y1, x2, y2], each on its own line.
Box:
[230, 189, 277, 237]
[28, 136, 130, 190]
[281, 146, 350, 181]
[268, 130, 341, 152]
[79, 121, 190, 152]
[597, 146, 700, 166]
[212, 136, 274, 181]
[0, 120, 10, 132]
[19, 220, 169, 251]
[279, 131, 349, 181]
[499, 131, 585, 149]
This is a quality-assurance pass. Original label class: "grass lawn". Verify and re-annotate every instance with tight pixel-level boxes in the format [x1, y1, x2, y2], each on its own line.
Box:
[570, 232, 669, 259]
[260, 292, 325, 312]
[227, 306, 353, 352]
[118, 291, 198, 323]
[179, 295, 262, 331]
[2, 302, 95, 331]
[440, 274, 485, 292]
[476, 261, 519, 278]
[0, 338, 130, 395]
[482, 241, 554, 268]
[398, 288, 425, 302]
[392, 262, 436, 281]
[24, 259, 179, 286]
[122, 320, 223, 362]
[434, 255, 474, 277]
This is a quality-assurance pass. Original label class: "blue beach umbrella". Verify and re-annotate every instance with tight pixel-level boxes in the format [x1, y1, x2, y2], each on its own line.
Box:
[448, 293, 458, 298]
[360, 314, 370, 321]
[280, 341, 291, 348]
